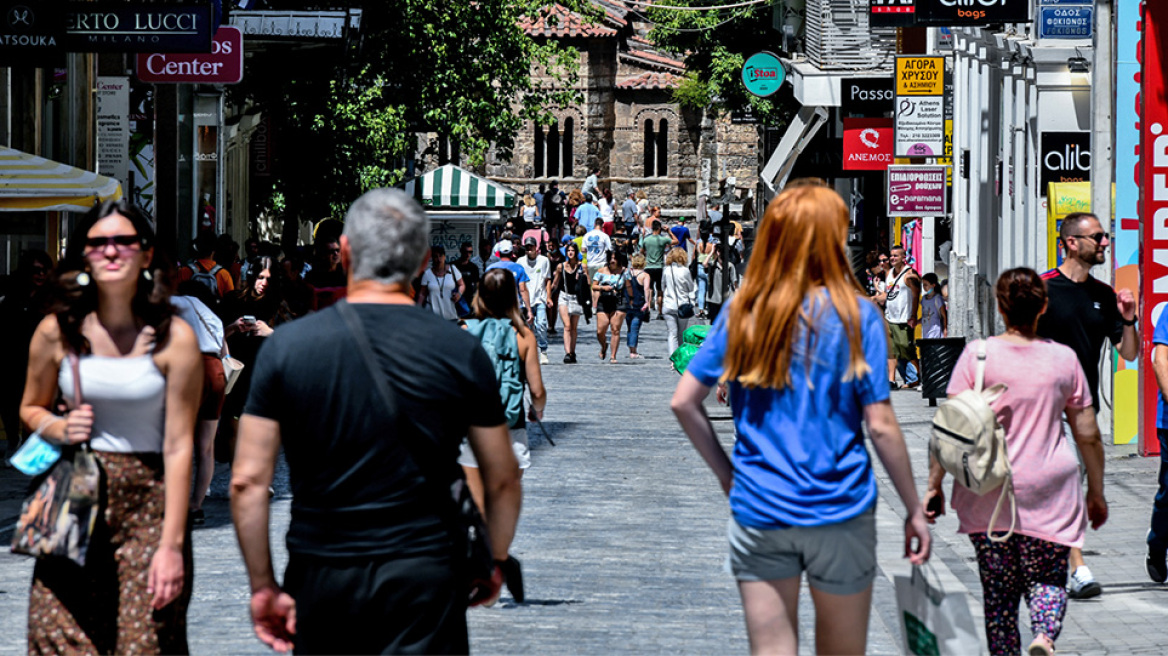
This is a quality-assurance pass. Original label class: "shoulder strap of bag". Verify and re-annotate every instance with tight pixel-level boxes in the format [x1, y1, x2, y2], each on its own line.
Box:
[68, 352, 82, 408]
[975, 339, 987, 394]
[336, 301, 440, 482]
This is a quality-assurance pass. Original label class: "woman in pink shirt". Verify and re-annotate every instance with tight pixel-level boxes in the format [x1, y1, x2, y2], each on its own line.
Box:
[925, 268, 1108, 656]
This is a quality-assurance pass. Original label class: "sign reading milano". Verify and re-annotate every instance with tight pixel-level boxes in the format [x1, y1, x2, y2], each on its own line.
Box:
[65, 1, 213, 53]
[915, 0, 1031, 25]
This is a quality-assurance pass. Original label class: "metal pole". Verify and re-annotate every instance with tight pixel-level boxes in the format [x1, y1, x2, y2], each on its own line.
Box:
[1093, 0, 1116, 442]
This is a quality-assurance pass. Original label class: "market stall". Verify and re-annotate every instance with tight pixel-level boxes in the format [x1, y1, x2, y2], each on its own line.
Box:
[401, 164, 518, 255]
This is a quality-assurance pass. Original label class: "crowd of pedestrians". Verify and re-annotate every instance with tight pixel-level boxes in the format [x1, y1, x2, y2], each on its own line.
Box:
[1, 175, 1163, 656]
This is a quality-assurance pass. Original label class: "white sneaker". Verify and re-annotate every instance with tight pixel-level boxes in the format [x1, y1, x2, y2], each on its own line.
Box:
[1067, 565, 1102, 599]
[539, 352, 549, 365]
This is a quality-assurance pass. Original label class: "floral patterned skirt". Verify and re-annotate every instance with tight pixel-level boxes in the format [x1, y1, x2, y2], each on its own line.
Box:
[27, 452, 192, 655]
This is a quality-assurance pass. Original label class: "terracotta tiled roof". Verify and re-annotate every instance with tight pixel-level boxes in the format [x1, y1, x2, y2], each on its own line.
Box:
[617, 70, 682, 90]
[620, 49, 685, 72]
[521, 3, 620, 38]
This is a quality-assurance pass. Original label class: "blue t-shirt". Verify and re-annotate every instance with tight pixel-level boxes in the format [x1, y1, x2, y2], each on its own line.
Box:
[687, 293, 890, 529]
[1155, 310, 1168, 430]
[486, 260, 530, 285]
[575, 203, 600, 231]
[670, 225, 691, 245]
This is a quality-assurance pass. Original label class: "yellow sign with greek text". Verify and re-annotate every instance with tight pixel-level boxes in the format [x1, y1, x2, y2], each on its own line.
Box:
[896, 56, 945, 96]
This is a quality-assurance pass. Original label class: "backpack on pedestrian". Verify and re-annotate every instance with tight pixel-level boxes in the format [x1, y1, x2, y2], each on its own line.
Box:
[187, 260, 224, 298]
[930, 339, 1015, 541]
[464, 317, 525, 428]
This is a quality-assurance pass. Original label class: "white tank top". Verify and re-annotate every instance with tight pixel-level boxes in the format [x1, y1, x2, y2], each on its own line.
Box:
[885, 267, 916, 324]
[59, 355, 167, 453]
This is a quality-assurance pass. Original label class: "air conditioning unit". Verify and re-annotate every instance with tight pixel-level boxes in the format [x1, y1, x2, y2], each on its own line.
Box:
[804, 0, 897, 71]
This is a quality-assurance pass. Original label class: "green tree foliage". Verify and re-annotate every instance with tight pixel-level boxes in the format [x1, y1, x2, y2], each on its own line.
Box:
[641, 1, 793, 128]
[236, 1, 583, 227]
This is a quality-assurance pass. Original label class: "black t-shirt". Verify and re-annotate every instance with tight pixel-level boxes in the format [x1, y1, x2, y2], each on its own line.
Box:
[1036, 269, 1124, 410]
[244, 303, 506, 558]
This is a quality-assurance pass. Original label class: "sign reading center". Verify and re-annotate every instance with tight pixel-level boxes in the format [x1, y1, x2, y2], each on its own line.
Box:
[895, 55, 947, 157]
[136, 26, 242, 84]
[741, 51, 784, 98]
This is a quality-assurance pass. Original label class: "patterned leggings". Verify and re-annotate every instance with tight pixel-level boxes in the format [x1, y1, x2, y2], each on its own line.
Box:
[970, 533, 1070, 655]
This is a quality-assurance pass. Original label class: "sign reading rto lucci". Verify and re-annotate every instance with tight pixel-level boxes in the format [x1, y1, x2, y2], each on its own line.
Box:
[741, 51, 784, 98]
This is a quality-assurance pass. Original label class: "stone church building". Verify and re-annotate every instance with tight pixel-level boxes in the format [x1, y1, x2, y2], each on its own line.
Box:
[423, 1, 761, 213]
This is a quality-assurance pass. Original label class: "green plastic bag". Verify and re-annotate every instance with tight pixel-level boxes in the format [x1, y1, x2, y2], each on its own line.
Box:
[682, 323, 711, 346]
[670, 344, 700, 375]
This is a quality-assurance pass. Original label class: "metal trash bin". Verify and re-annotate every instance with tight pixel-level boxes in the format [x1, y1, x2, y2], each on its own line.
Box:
[917, 337, 967, 406]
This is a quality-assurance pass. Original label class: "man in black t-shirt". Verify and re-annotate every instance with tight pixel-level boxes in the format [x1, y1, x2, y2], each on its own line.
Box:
[1037, 212, 1138, 601]
[231, 188, 522, 655]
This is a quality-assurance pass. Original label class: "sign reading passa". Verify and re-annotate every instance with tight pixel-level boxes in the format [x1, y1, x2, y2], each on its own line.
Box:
[136, 26, 241, 83]
[841, 77, 895, 116]
[915, 0, 1031, 26]
[843, 119, 894, 171]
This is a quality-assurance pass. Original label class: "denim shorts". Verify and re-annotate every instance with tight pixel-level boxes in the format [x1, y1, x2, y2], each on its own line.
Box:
[728, 508, 877, 595]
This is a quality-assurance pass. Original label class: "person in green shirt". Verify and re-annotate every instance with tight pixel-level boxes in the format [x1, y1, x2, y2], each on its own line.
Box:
[641, 220, 675, 318]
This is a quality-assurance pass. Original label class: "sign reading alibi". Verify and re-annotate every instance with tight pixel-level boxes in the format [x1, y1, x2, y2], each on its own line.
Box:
[64, 1, 214, 53]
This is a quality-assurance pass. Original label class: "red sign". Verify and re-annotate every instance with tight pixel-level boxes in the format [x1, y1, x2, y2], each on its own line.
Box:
[135, 27, 243, 84]
[1140, 0, 1168, 456]
[843, 118, 894, 171]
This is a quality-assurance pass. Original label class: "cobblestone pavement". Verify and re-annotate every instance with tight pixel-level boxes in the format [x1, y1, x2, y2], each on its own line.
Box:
[0, 315, 1165, 654]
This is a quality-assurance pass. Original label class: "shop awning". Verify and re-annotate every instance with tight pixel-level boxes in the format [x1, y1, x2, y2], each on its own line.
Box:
[405, 164, 517, 211]
[0, 147, 123, 212]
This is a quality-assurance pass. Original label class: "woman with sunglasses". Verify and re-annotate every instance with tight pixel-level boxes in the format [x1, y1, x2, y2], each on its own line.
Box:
[20, 200, 202, 653]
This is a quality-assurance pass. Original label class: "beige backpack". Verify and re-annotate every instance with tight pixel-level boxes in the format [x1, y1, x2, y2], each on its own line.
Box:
[930, 339, 1015, 541]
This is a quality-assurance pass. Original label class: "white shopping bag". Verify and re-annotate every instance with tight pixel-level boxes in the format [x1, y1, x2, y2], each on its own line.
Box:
[894, 565, 980, 656]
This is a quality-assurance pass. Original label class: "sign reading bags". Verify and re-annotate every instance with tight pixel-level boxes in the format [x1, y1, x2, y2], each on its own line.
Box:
[916, 0, 1031, 26]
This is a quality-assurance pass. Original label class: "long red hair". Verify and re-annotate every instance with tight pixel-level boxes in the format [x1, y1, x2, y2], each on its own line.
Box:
[721, 183, 870, 388]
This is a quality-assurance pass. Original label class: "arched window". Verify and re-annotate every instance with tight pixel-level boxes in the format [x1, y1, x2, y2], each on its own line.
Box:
[547, 122, 561, 177]
[644, 119, 656, 177]
[656, 119, 669, 177]
[534, 125, 545, 177]
[438, 135, 459, 166]
[562, 118, 574, 177]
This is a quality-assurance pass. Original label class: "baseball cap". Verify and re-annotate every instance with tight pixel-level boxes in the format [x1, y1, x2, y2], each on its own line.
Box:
[524, 237, 537, 247]
[498, 241, 514, 255]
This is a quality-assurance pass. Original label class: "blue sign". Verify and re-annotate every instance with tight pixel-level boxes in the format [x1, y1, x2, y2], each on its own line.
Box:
[1038, 5, 1092, 39]
[742, 51, 785, 98]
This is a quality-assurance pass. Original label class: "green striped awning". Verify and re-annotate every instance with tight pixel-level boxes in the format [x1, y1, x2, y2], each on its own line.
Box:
[410, 164, 516, 210]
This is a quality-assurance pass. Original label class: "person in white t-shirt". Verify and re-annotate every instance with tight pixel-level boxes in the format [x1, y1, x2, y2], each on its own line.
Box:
[520, 237, 552, 363]
[416, 245, 465, 321]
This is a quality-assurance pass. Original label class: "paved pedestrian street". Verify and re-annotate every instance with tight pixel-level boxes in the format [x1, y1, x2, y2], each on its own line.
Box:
[0, 317, 1165, 654]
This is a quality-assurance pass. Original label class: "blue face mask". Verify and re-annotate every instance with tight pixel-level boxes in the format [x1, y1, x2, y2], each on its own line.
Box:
[8, 433, 62, 476]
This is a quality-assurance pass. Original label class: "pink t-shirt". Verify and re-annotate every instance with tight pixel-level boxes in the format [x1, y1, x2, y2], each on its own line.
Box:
[945, 337, 1093, 547]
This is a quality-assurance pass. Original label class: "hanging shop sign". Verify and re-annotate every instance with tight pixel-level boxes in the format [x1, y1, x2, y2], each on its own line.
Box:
[136, 26, 242, 83]
[895, 56, 947, 157]
[870, 0, 917, 28]
[1039, 131, 1090, 192]
[915, 0, 1031, 26]
[0, 0, 65, 65]
[1038, 4, 1093, 39]
[64, 1, 214, 53]
[741, 51, 784, 98]
[843, 119, 894, 171]
[841, 77, 895, 116]
[887, 165, 949, 217]
[1141, 0, 1168, 456]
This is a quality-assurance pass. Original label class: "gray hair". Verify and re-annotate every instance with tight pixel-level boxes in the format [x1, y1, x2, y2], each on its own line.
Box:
[343, 188, 430, 286]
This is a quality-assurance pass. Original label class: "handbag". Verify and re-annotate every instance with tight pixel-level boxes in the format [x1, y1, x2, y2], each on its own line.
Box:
[335, 301, 497, 603]
[183, 296, 245, 395]
[895, 565, 980, 655]
[11, 353, 102, 567]
[669, 266, 695, 319]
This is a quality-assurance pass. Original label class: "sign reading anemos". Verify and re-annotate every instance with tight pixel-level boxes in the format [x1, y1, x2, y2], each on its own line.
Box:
[843, 119, 894, 171]
[136, 26, 241, 84]
[887, 165, 949, 217]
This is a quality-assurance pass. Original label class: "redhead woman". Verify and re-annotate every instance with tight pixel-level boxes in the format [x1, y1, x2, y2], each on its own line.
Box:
[671, 183, 930, 655]
[21, 200, 202, 654]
